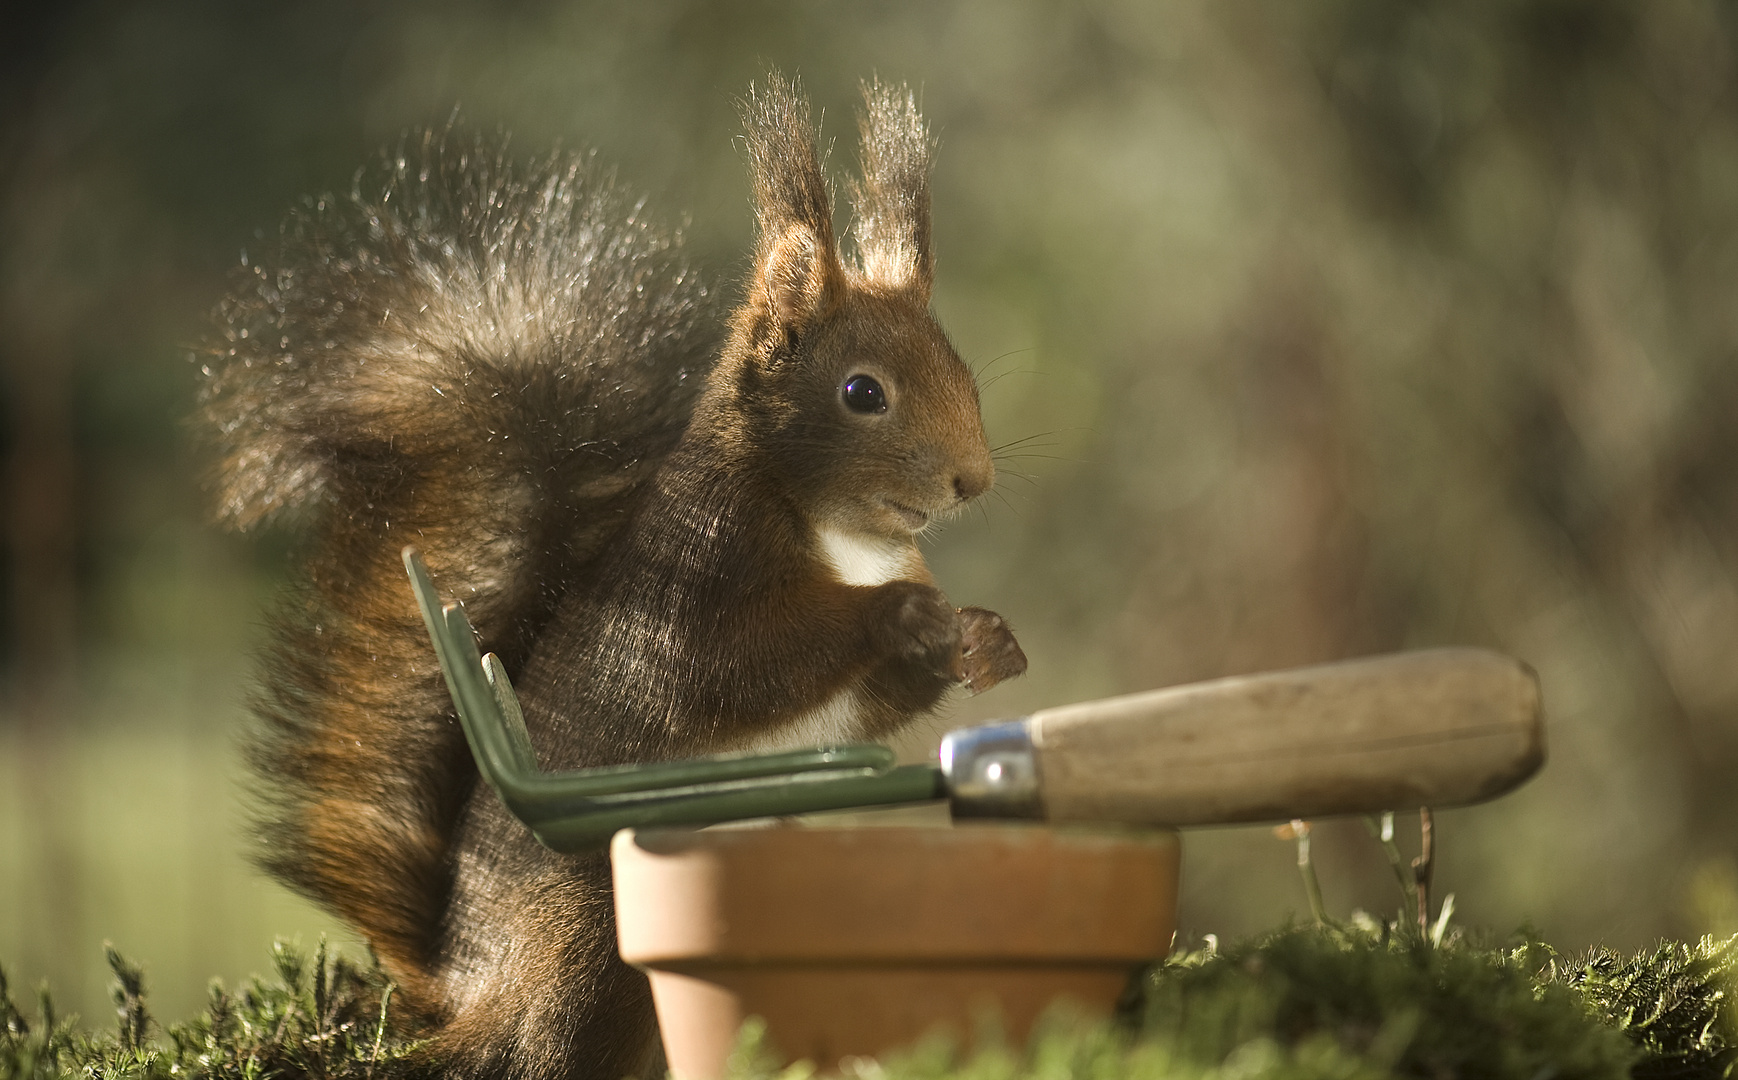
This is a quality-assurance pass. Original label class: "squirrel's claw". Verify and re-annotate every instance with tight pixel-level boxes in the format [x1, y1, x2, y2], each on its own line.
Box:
[956, 606, 1027, 695]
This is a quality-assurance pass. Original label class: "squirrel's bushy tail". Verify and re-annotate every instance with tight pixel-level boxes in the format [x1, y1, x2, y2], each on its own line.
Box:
[199, 128, 716, 1005]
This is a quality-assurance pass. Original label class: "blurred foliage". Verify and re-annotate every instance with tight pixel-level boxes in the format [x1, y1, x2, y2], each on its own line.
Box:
[9, 0, 1738, 1027]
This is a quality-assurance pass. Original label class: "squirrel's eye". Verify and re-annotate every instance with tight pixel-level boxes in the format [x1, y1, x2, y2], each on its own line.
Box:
[842, 374, 888, 415]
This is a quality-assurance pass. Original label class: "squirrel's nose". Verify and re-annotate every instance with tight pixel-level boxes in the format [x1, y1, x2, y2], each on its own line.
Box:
[953, 461, 993, 502]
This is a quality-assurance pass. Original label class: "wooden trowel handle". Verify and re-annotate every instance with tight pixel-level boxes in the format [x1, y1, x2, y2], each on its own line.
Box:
[1028, 648, 1543, 827]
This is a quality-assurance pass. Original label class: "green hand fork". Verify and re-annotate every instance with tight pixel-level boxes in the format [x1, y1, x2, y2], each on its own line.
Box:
[406, 547, 1547, 853]
[405, 548, 943, 851]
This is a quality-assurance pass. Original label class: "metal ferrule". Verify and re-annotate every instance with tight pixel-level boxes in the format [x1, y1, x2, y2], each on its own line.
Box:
[938, 718, 1044, 820]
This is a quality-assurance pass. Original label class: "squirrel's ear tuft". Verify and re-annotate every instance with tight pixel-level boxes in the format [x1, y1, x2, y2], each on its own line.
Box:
[850, 79, 934, 303]
[742, 73, 843, 342]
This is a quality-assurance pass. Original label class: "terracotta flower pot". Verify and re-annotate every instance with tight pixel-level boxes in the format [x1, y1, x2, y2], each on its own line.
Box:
[612, 824, 1180, 1078]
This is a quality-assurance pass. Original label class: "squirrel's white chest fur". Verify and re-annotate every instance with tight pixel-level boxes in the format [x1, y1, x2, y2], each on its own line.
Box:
[730, 527, 926, 753]
[814, 526, 921, 587]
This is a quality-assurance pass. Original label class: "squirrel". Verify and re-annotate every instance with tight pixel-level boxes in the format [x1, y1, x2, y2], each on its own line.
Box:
[200, 75, 1027, 1080]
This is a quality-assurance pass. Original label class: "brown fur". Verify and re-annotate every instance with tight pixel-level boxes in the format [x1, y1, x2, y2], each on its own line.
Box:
[203, 75, 1025, 1080]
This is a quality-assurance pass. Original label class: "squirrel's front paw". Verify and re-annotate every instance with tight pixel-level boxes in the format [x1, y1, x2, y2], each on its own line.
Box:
[874, 581, 967, 680]
[956, 607, 1027, 695]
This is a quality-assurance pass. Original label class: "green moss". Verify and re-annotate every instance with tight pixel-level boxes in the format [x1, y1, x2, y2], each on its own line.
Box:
[1546, 937, 1738, 1080]
[726, 925, 1711, 1080]
[6, 928, 1736, 1080]
[1126, 925, 1638, 1080]
[1, 941, 429, 1080]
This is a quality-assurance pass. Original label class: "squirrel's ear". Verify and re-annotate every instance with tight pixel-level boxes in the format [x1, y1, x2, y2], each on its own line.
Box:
[850, 79, 934, 303]
[742, 74, 844, 342]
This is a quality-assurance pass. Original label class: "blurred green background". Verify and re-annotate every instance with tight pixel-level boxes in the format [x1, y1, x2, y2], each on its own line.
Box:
[7, 0, 1738, 1028]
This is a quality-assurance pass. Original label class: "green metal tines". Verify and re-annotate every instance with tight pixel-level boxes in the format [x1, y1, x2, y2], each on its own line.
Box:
[404, 548, 946, 852]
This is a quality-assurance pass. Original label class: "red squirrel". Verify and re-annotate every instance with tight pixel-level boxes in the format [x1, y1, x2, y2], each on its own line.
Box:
[201, 75, 1026, 1080]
